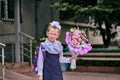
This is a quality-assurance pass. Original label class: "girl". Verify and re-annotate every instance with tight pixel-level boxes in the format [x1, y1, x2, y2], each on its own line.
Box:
[37, 21, 76, 80]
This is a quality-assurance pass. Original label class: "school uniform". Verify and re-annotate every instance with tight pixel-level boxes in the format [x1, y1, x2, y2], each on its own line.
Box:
[37, 39, 70, 80]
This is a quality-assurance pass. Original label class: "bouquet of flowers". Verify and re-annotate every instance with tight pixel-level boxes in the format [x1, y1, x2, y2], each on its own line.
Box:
[65, 28, 92, 70]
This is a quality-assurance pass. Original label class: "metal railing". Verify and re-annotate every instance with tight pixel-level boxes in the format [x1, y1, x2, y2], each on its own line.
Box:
[19, 32, 34, 66]
[0, 32, 34, 66]
[0, 43, 6, 80]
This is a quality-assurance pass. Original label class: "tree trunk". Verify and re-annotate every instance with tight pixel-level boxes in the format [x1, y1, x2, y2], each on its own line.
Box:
[98, 19, 111, 48]
[104, 19, 111, 47]
[98, 20, 108, 47]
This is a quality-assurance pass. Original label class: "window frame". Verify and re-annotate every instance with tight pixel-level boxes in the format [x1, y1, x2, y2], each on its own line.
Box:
[0, 0, 15, 21]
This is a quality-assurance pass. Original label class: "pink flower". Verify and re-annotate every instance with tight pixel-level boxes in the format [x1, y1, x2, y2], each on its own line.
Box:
[65, 30, 92, 55]
[72, 30, 80, 39]
[71, 30, 82, 46]
[71, 39, 79, 45]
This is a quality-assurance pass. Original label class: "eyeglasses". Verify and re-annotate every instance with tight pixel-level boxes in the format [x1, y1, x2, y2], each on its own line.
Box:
[49, 33, 58, 37]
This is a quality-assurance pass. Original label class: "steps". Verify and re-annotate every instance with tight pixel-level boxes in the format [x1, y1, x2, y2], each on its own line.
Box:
[5, 69, 36, 80]
[0, 62, 37, 80]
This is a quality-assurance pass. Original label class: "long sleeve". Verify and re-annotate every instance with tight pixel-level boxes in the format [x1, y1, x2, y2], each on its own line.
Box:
[59, 51, 70, 63]
[37, 45, 44, 76]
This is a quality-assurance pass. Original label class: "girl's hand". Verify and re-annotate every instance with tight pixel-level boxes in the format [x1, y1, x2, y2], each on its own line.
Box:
[69, 56, 77, 62]
[38, 76, 43, 80]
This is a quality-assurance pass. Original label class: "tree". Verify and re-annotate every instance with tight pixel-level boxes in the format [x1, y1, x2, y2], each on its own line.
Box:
[52, 0, 120, 47]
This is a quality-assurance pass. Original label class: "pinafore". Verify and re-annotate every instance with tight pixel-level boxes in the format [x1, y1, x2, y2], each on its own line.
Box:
[43, 51, 63, 80]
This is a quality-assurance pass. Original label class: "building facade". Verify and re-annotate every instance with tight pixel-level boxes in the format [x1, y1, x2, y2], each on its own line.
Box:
[0, 0, 59, 62]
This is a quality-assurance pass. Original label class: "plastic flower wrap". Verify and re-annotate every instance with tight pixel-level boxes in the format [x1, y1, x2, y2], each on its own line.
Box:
[65, 28, 92, 70]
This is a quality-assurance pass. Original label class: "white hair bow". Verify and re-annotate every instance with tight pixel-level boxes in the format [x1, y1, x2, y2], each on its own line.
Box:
[50, 21, 61, 30]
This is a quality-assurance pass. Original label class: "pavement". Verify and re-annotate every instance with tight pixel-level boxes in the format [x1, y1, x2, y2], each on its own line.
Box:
[0, 69, 37, 80]
[0, 62, 120, 80]
[63, 71, 120, 80]
[0, 69, 120, 80]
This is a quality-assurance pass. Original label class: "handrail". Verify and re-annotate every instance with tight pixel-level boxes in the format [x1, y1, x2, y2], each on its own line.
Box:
[0, 43, 6, 80]
[19, 32, 34, 66]
[0, 43, 6, 47]
[19, 32, 34, 40]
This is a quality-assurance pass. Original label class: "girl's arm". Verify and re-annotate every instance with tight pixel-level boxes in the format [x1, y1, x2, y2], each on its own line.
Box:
[59, 51, 71, 63]
[59, 51, 76, 63]
[37, 45, 44, 76]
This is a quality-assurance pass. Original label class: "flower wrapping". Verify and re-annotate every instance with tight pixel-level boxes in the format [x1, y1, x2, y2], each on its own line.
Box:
[65, 29, 92, 70]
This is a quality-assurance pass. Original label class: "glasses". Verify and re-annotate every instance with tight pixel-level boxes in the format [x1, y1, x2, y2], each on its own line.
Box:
[49, 33, 58, 37]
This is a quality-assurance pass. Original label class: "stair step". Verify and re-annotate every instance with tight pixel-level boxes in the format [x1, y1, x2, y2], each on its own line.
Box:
[0, 62, 38, 79]
[3, 62, 30, 69]
[6, 69, 37, 80]
[0, 69, 37, 80]
[13, 62, 30, 68]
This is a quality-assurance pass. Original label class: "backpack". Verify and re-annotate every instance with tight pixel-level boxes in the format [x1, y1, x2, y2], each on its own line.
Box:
[33, 44, 46, 73]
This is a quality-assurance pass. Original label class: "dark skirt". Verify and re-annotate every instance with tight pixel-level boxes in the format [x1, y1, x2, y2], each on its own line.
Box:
[43, 52, 63, 80]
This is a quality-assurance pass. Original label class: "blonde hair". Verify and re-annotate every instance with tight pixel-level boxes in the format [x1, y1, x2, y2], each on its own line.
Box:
[47, 24, 61, 34]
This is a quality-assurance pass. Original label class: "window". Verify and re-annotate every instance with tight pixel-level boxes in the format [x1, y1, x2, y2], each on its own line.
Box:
[0, 0, 14, 21]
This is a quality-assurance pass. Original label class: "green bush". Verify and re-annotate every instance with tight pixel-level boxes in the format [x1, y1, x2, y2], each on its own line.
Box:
[76, 60, 120, 67]
[91, 48, 120, 52]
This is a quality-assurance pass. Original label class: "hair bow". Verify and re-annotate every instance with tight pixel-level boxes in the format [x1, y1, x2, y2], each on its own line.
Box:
[50, 21, 61, 30]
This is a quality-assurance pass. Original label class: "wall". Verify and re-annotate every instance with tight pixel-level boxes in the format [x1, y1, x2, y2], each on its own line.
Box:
[0, 22, 15, 43]
[36, 0, 59, 39]
[0, 0, 35, 43]
[21, 0, 35, 37]
[0, 0, 36, 62]
[88, 29, 103, 45]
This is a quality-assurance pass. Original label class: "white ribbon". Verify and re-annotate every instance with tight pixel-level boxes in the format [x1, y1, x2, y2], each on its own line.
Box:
[50, 21, 61, 30]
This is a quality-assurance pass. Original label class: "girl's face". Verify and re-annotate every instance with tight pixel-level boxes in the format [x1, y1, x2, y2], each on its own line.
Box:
[47, 27, 59, 42]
